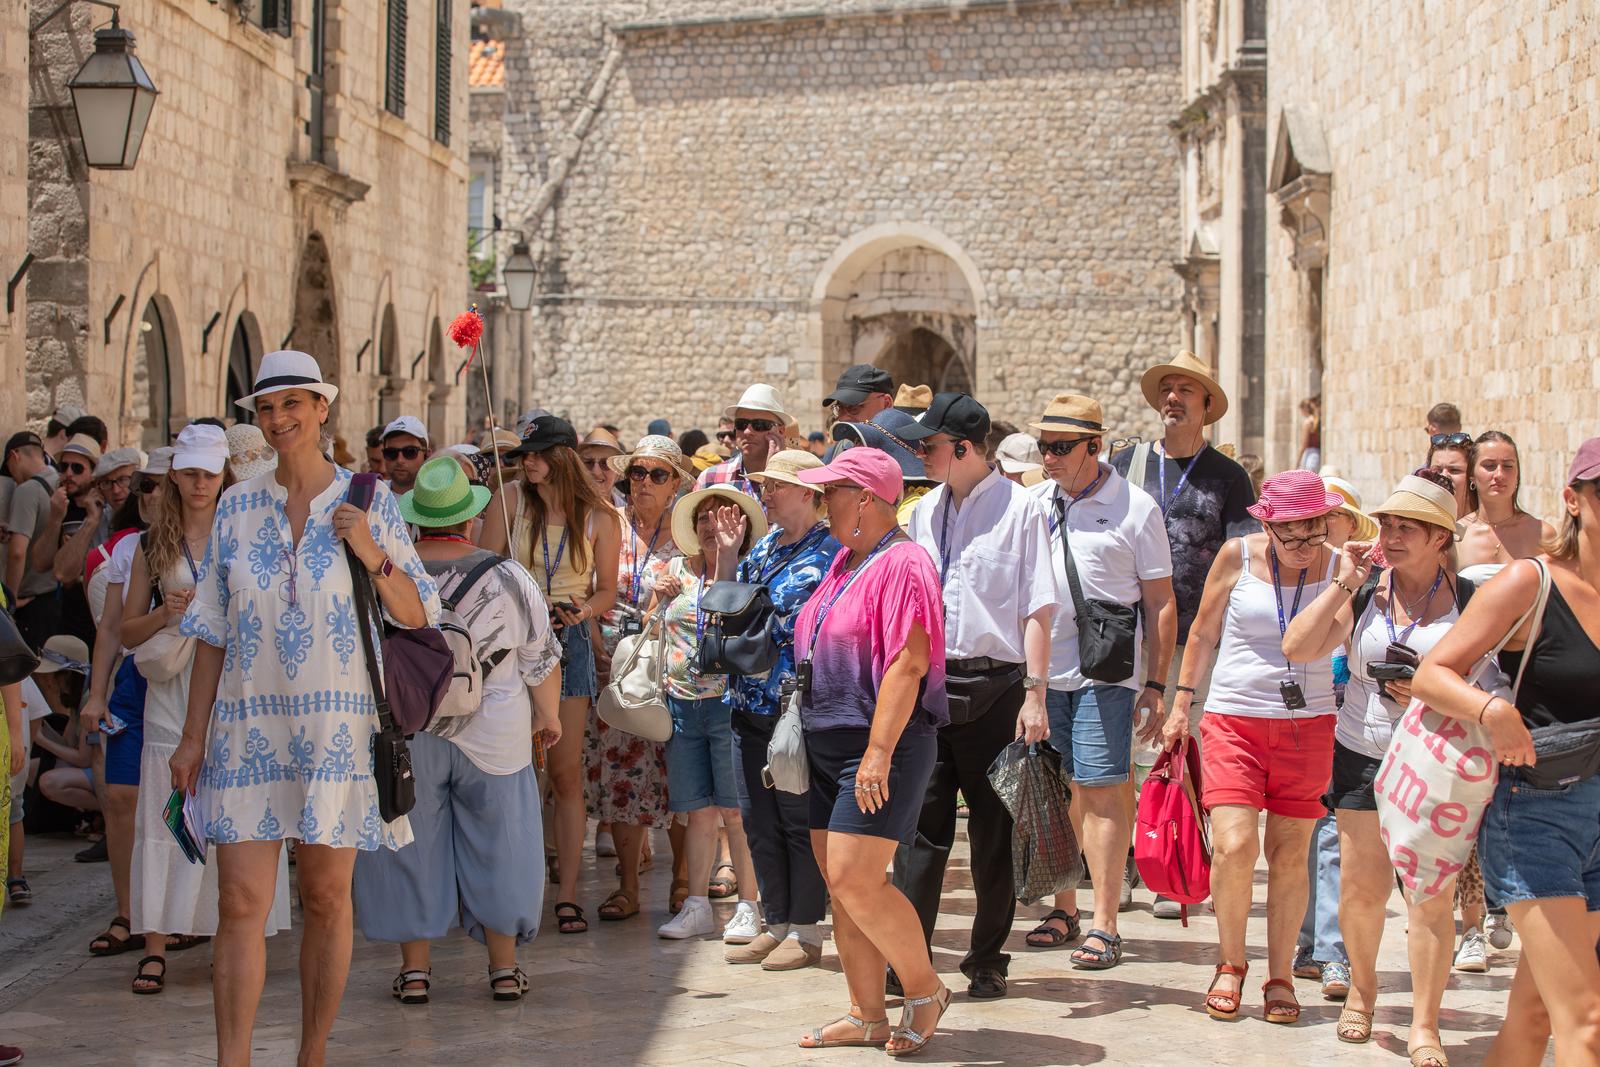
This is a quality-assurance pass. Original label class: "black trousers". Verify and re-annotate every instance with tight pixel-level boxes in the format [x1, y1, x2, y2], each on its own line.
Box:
[731, 710, 828, 926]
[893, 676, 1024, 978]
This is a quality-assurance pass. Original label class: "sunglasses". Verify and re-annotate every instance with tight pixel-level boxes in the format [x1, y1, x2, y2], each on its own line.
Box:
[821, 482, 864, 495]
[910, 436, 953, 456]
[581, 457, 612, 472]
[715, 430, 736, 442]
[61, 461, 90, 475]
[137, 478, 161, 495]
[382, 446, 425, 461]
[1267, 520, 1329, 550]
[1429, 432, 1472, 448]
[1037, 437, 1093, 457]
[627, 465, 674, 485]
[733, 418, 779, 433]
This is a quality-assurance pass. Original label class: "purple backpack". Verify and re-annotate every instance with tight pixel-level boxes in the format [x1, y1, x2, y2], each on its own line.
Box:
[346, 473, 453, 735]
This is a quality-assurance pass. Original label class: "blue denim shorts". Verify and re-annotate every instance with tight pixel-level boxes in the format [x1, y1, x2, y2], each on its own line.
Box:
[665, 695, 738, 812]
[557, 621, 597, 700]
[1045, 685, 1137, 786]
[1480, 770, 1600, 912]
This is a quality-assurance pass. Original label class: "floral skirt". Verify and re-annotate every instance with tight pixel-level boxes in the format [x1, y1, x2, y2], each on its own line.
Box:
[583, 707, 669, 827]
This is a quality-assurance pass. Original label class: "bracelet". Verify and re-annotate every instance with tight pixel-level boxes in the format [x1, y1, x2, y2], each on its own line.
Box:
[1144, 679, 1168, 695]
[1175, 684, 1196, 696]
[1330, 577, 1356, 597]
[1478, 693, 1498, 724]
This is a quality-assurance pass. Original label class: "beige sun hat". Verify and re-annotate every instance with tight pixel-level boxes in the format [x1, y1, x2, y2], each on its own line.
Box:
[892, 383, 933, 414]
[606, 434, 693, 479]
[723, 383, 796, 427]
[1323, 476, 1379, 542]
[579, 426, 624, 456]
[748, 448, 823, 489]
[1140, 350, 1228, 425]
[670, 485, 769, 557]
[1371, 473, 1464, 540]
[1028, 394, 1107, 436]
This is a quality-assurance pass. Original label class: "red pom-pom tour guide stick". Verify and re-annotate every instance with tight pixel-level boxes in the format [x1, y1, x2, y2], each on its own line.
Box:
[449, 304, 510, 536]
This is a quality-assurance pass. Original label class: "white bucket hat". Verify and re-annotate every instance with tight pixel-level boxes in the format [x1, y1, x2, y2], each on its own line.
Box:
[723, 383, 796, 427]
[234, 350, 339, 412]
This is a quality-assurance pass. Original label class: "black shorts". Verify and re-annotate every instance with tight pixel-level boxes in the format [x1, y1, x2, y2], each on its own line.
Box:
[1326, 740, 1382, 812]
[806, 727, 936, 845]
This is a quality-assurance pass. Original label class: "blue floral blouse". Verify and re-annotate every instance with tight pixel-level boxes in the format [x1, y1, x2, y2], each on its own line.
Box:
[726, 524, 839, 718]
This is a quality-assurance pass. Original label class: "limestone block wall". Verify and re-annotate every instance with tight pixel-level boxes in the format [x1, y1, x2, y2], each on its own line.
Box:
[1265, 0, 1600, 517]
[498, 0, 1181, 441]
[0, 1, 27, 432]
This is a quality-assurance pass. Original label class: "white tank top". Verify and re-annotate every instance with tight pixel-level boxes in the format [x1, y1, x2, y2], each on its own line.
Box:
[1207, 539, 1338, 719]
[1337, 582, 1460, 759]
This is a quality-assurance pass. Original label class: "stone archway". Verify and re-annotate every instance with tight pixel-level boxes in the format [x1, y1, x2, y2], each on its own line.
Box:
[376, 304, 400, 425]
[126, 296, 182, 451]
[289, 232, 341, 424]
[425, 316, 451, 444]
[225, 311, 263, 420]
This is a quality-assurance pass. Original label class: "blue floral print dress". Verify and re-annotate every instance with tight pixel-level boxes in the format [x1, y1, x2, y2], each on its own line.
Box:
[180, 468, 440, 850]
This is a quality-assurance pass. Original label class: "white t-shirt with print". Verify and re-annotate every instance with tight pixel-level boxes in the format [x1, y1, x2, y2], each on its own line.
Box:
[1029, 468, 1173, 691]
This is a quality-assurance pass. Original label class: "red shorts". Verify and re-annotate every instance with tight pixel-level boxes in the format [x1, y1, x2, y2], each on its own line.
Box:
[1199, 713, 1335, 820]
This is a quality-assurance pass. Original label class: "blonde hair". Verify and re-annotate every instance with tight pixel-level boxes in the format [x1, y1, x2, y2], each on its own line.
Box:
[1543, 498, 1581, 561]
[145, 467, 233, 581]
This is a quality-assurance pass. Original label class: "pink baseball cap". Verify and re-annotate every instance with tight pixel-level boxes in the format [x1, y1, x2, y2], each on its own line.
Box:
[1247, 468, 1345, 523]
[796, 445, 903, 504]
[1568, 437, 1600, 483]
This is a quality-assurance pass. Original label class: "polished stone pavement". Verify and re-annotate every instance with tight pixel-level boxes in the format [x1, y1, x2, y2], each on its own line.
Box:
[0, 826, 1524, 1066]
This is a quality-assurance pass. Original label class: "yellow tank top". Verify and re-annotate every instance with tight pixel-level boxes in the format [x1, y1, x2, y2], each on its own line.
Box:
[512, 493, 593, 601]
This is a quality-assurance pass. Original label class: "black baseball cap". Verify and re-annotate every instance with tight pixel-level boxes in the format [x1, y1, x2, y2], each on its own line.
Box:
[506, 414, 579, 456]
[897, 393, 991, 445]
[823, 364, 895, 407]
[4, 431, 43, 457]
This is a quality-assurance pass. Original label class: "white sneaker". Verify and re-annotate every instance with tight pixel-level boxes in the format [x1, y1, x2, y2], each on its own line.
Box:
[595, 830, 617, 858]
[723, 902, 762, 944]
[658, 898, 716, 940]
[1152, 894, 1183, 920]
[1454, 927, 1489, 973]
[1486, 911, 1514, 950]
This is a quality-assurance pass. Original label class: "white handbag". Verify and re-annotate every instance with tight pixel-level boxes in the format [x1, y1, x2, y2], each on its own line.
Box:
[133, 626, 195, 682]
[765, 684, 809, 794]
[596, 606, 672, 743]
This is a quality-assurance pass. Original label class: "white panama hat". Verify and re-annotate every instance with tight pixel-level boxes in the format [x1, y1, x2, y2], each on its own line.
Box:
[235, 350, 339, 412]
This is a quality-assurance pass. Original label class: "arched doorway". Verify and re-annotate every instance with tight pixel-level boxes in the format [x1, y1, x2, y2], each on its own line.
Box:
[875, 326, 973, 395]
[289, 232, 341, 424]
[377, 304, 400, 426]
[128, 298, 177, 450]
[425, 317, 451, 444]
[225, 312, 261, 419]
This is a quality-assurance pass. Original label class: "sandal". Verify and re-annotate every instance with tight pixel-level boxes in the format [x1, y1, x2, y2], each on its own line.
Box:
[391, 968, 431, 1005]
[488, 965, 529, 1002]
[89, 916, 138, 957]
[1337, 1008, 1374, 1044]
[165, 934, 210, 952]
[886, 983, 951, 1057]
[1025, 909, 1080, 948]
[6, 877, 31, 906]
[669, 879, 690, 915]
[553, 901, 588, 934]
[707, 862, 738, 899]
[598, 889, 639, 922]
[1263, 978, 1301, 1024]
[1205, 962, 1248, 1020]
[1070, 929, 1123, 970]
[131, 955, 166, 995]
[798, 1013, 890, 1049]
[1410, 1046, 1450, 1067]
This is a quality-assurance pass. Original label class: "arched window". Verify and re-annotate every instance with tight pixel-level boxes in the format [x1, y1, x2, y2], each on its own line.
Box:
[132, 299, 172, 450]
[225, 314, 260, 420]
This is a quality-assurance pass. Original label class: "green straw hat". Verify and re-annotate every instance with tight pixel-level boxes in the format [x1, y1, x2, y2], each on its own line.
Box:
[398, 455, 492, 528]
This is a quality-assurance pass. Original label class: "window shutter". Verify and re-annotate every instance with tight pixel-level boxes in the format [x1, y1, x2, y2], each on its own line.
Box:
[271, 0, 292, 38]
[433, 0, 451, 144]
[385, 0, 407, 117]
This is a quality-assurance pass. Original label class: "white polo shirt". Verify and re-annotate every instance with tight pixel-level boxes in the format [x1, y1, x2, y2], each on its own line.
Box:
[908, 466, 1058, 664]
[1030, 468, 1173, 691]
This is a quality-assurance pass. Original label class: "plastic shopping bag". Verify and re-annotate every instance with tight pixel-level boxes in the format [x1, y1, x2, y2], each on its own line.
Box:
[987, 739, 1082, 906]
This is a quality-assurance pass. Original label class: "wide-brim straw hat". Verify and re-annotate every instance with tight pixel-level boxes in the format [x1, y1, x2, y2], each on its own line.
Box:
[607, 434, 694, 479]
[398, 455, 493, 528]
[1248, 469, 1345, 523]
[1028, 394, 1106, 436]
[235, 350, 339, 412]
[671, 486, 768, 557]
[1323, 477, 1379, 542]
[1140, 350, 1228, 425]
[748, 448, 823, 489]
[1372, 474, 1464, 540]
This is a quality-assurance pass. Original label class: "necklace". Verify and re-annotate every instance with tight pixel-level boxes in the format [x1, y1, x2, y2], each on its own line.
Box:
[1390, 567, 1444, 626]
[1476, 510, 1521, 530]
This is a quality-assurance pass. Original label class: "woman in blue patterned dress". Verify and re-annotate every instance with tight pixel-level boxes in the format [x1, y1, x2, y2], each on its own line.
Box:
[727, 450, 839, 969]
[169, 351, 438, 1067]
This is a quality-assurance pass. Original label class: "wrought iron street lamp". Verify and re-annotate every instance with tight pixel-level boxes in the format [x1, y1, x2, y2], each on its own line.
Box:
[31, 1, 159, 170]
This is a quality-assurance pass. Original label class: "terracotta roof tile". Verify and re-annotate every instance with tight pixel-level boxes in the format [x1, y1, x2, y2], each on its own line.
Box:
[469, 39, 504, 89]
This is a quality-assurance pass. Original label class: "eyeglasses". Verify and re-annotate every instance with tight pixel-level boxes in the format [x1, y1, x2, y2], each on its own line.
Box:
[382, 446, 425, 461]
[61, 461, 89, 475]
[100, 475, 132, 491]
[733, 418, 778, 433]
[1037, 437, 1094, 458]
[1429, 432, 1472, 448]
[277, 548, 299, 610]
[626, 465, 674, 485]
[1267, 520, 1329, 550]
[137, 478, 161, 495]
[581, 457, 611, 472]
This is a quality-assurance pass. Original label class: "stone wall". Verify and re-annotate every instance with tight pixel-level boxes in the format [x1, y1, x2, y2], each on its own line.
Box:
[494, 0, 1182, 441]
[24, 0, 470, 447]
[1265, 0, 1599, 517]
[0, 0, 28, 432]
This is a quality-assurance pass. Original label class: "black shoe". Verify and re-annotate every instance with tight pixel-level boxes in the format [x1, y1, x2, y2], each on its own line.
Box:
[967, 968, 1007, 999]
[75, 838, 108, 863]
[885, 966, 904, 998]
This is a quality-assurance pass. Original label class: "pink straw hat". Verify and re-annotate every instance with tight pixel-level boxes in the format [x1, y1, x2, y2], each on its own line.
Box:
[796, 445, 903, 505]
[1247, 469, 1345, 523]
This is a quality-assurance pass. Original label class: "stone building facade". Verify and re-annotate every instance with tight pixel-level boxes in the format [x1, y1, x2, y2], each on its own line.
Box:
[1264, 0, 1598, 516]
[480, 0, 1183, 440]
[23, 0, 470, 450]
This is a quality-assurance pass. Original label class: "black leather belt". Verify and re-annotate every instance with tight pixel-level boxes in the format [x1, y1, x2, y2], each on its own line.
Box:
[948, 656, 1019, 674]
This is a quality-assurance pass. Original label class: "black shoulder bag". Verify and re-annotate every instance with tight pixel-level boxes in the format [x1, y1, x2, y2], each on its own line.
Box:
[1054, 495, 1138, 684]
[694, 581, 778, 677]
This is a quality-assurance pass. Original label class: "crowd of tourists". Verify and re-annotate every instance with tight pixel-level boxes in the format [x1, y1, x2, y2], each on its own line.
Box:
[0, 351, 1597, 1067]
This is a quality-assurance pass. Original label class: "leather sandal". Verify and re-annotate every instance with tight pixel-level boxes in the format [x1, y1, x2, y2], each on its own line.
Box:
[1070, 929, 1123, 970]
[707, 862, 738, 899]
[488, 965, 529, 1002]
[89, 916, 137, 957]
[1024, 909, 1081, 948]
[598, 889, 639, 922]
[391, 969, 431, 1005]
[1263, 978, 1301, 1024]
[797, 1013, 890, 1049]
[131, 955, 166, 995]
[1337, 1008, 1374, 1043]
[1205, 962, 1248, 1020]
[1410, 1046, 1450, 1067]
[553, 901, 588, 934]
[886, 984, 951, 1058]
[669, 879, 690, 915]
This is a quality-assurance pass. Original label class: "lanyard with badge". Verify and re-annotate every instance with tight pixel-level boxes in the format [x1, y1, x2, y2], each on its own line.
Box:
[794, 528, 900, 699]
[1157, 441, 1207, 516]
[1268, 545, 1309, 711]
[622, 515, 663, 635]
[754, 523, 826, 585]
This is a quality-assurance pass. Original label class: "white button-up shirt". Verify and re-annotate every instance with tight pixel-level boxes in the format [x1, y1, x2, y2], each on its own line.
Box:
[908, 467, 1059, 663]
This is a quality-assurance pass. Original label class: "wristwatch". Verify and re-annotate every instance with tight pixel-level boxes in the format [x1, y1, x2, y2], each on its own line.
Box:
[1022, 674, 1047, 690]
[369, 556, 394, 580]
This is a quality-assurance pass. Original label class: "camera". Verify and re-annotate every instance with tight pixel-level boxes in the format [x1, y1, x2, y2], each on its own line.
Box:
[1279, 678, 1307, 711]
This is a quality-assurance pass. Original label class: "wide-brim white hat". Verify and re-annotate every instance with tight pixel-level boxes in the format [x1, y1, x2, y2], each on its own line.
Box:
[722, 383, 796, 427]
[235, 350, 339, 412]
[670, 486, 768, 557]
